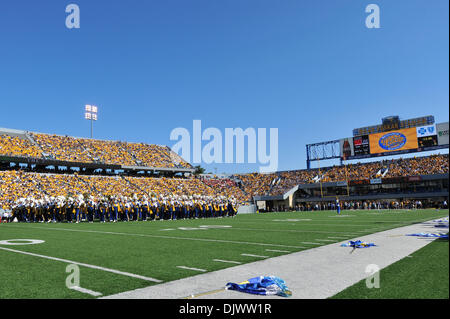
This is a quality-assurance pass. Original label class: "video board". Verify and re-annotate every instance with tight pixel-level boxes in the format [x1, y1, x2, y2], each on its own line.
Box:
[340, 123, 447, 160]
[369, 128, 418, 154]
[353, 135, 370, 156]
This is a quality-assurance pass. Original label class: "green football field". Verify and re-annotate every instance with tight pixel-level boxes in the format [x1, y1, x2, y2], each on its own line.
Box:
[0, 209, 448, 299]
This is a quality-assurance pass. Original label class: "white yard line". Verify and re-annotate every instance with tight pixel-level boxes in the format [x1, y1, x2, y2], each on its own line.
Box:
[0, 246, 162, 283]
[213, 259, 242, 265]
[69, 286, 103, 297]
[4, 225, 308, 249]
[241, 253, 268, 258]
[265, 249, 291, 253]
[101, 216, 448, 299]
[176, 266, 207, 272]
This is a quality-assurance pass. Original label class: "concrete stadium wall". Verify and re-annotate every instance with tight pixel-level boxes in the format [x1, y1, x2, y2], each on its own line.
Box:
[238, 205, 257, 214]
[0, 128, 27, 139]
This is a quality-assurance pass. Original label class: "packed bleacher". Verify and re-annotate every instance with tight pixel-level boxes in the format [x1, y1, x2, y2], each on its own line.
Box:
[28, 132, 193, 169]
[1, 124, 448, 223]
[234, 172, 279, 200]
[0, 134, 42, 159]
[236, 154, 449, 198]
[0, 130, 192, 169]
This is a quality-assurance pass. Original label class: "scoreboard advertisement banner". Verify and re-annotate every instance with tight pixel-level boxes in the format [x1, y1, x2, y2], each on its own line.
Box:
[416, 124, 438, 148]
[437, 122, 449, 145]
[416, 124, 437, 137]
[353, 135, 370, 156]
[340, 137, 354, 159]
[369, 128, 418, 154]
[337, 122, 448, 161]
[418, 135, 438, 148]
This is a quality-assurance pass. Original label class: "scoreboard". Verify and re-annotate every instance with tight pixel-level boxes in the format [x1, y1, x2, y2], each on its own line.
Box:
[353, 135, 370, 156]
[306, 117, 448, 169]
[352, 115, 434, 137]
[340, 118, 448, 160]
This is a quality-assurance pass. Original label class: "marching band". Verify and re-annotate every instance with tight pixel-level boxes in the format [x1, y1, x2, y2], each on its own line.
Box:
[9, 194, 238, 223]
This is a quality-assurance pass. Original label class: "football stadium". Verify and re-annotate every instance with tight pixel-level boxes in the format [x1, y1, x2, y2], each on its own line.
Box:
[0, 0, 448, 311]
[1, 115, 448, 301]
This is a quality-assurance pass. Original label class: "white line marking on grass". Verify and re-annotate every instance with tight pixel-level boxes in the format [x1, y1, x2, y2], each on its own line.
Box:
[7, 225, 306, 249]
[265, 249, 291, 253]
[241, 253, 268, 258]
[0, 246, 162, 283]
[177, 266, 207, 272]
[329, 215, 354, 218]
[315, 239, 335, 242]
[0, 239, 45, 245]
[272, 219, 311, 222]
[212, 259, 242, 265]
[301, 242, 320, 245]
[327, 236, 348, 239]
[69, 286, 103, 297]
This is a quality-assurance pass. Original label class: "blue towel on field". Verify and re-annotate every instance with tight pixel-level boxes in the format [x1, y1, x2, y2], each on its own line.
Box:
[406, 232, 448, 239]
[340, 240, 376, 248]
[226, 275, 292, 297]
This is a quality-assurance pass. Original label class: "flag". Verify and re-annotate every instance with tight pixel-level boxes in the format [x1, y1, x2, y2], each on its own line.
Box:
[226, 276, 292, 297]
[341, 240, 376, 248]
[406, 232, 448, 239]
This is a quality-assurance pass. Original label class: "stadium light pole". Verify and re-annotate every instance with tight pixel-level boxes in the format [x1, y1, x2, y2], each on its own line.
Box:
[85, 105, 98, 138]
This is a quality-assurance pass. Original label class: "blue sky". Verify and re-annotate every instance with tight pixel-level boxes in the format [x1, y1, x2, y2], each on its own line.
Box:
[0, 0, 448, 174]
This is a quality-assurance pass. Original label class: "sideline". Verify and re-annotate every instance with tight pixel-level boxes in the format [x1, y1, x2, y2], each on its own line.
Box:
[101, 216, 448, 299]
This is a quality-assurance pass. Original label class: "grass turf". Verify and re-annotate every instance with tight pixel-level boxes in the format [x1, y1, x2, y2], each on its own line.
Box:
[0, 209, 448, 298]
[330, 237, 449, 299]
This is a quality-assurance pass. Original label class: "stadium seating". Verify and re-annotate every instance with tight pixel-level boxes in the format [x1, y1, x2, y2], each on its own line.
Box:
[235, 154, 449, 198]
[1, 125, 448, 215]
[29, 132, 191, 168]
[0, 134, 42, 159]
[0, 130, 192, 169]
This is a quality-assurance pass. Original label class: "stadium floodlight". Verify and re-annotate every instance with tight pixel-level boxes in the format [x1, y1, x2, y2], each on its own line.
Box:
[84, 104, 98, 138]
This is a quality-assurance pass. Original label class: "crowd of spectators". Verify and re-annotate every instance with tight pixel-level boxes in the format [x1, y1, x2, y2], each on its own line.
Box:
[0, 170, 41, 209]
[0, 135, 42, 159]
[269, 170, 317, 196]
[125, 143, 192, 169]
[0, 170, 246, 211]
[383, 154, 448, 178]
[196, 176, 248, 204]
[5, 132, 192, 169]
[235, 172, 279, 200]
[319, 161, 383, 183]
[236, 154, 449, 197]
[289, 199, 446, 212]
